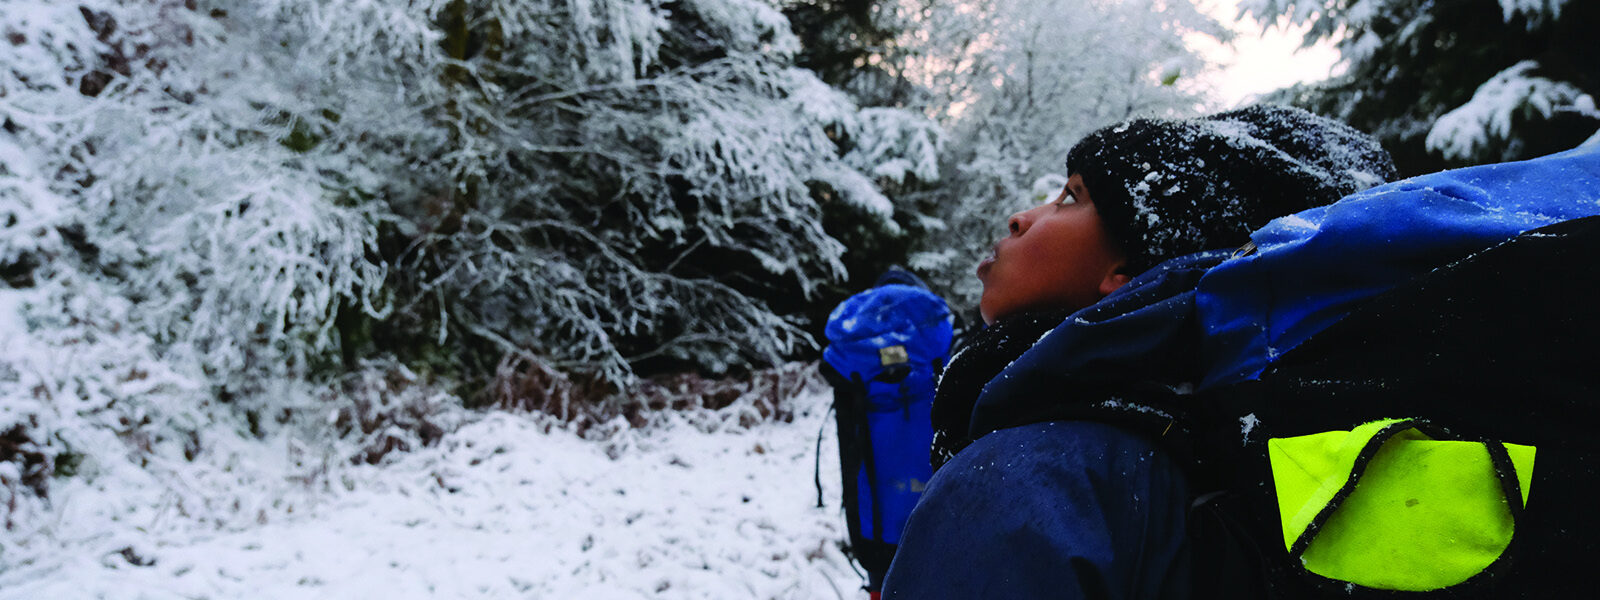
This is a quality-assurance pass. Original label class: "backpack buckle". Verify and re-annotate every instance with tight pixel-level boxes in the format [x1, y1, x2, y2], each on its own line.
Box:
[878, 345, 909, 366]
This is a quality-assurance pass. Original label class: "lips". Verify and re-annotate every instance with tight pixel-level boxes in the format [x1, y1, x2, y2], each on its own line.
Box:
[976, 244, 999, 278]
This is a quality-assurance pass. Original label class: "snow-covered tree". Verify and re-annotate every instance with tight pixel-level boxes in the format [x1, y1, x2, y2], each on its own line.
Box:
[1, 0, 948, 535]
[0, 0, 426, 536]
[3, 0, 391, 387]
[898, 0, 1223, 306]
[373, 0, 846, 387]
[5, 0, 942, 393]
[775, 0, 949, 325]
[1247, 0, 1599, 174]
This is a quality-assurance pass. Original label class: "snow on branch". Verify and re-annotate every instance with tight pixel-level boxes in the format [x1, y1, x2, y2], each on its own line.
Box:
[1499, 0, 1568, 28]
[1426, 60, 1598, 160]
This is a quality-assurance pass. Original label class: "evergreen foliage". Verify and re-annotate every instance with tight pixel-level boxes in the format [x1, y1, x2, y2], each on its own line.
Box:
[785, 0, 916, 108]
[776, 0, 946, 348]
[1246, 0, 1600, 175]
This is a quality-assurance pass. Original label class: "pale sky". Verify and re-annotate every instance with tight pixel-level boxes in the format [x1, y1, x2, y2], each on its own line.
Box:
[1191, 0, 1343, 108]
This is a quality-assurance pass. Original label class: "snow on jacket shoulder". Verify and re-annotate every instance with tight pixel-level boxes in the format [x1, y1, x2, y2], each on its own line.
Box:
[880, 420, 1189, 599]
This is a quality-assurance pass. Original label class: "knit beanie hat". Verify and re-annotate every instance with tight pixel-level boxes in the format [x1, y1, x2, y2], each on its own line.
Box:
[1065, 104, 1397, 274]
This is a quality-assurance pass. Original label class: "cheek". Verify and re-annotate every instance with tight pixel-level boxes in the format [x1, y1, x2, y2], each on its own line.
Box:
[977, 262, 1024, 324]
[981, 222, 1116, 319]
[978, 241, 1059, 320]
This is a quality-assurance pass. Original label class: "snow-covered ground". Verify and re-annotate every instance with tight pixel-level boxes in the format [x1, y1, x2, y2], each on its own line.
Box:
[0, 391, 862, 599]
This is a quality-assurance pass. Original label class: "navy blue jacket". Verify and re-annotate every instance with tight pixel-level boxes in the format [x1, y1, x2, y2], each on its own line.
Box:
[881, 421, 1189, 598]
[880, 255, 1215, 599]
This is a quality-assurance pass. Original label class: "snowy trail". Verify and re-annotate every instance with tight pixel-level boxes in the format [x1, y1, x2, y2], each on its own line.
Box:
[0, 391, 860, 599]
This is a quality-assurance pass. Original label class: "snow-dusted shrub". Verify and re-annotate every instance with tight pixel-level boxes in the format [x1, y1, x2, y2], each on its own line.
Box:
[0, 0, 393, 531]
[0, 423, 50, 529]
[622, 361, 823, 427]
[4, 85, 211, 527]
[3, 1, 390, 388]
[581, 361, 827, 461]
[491, 354, 596, 423]
[327, 359, 465, 466]
[494, 358, 825, 437]
[0, 271, 208, 534]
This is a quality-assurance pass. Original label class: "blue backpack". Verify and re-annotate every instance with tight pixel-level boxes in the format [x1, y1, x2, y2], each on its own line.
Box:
[819, 272, 953, 588]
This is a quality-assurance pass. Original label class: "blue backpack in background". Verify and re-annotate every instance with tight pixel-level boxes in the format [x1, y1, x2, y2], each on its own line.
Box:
[819, 270, 953, 591]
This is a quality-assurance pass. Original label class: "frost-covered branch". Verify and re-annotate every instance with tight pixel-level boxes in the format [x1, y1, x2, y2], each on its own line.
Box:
[1427, 61, 1598, 160]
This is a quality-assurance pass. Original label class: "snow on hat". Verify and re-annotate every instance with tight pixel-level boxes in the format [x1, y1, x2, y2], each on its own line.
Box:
[1065, 104, 1397, 274]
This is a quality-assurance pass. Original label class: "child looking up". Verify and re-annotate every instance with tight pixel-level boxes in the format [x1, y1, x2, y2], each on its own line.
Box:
[884, 104, 1395, 599]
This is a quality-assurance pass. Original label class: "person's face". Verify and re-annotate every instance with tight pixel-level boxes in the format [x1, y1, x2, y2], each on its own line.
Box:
[976, 174, 1130, 325]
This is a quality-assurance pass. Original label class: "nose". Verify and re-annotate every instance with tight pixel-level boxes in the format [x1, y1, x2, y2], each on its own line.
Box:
[1007, 208, 1034, 236]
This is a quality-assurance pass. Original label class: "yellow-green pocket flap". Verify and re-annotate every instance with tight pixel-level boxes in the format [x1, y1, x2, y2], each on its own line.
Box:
[1269, 421, 1535, 592]
[1267, 418, 1412, 551]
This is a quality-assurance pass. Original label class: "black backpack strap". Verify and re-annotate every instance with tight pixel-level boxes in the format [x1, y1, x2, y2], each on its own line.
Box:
[814, 400, 832, 508]
[815, 361, 849, 509]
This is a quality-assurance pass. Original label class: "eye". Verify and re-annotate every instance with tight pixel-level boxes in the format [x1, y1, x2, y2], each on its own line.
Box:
[1055, 190, 1077, 206]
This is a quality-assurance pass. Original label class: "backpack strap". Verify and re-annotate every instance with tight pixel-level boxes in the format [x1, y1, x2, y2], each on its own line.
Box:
[814, 400, 832, 509]
[815, 361, 849, 509]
